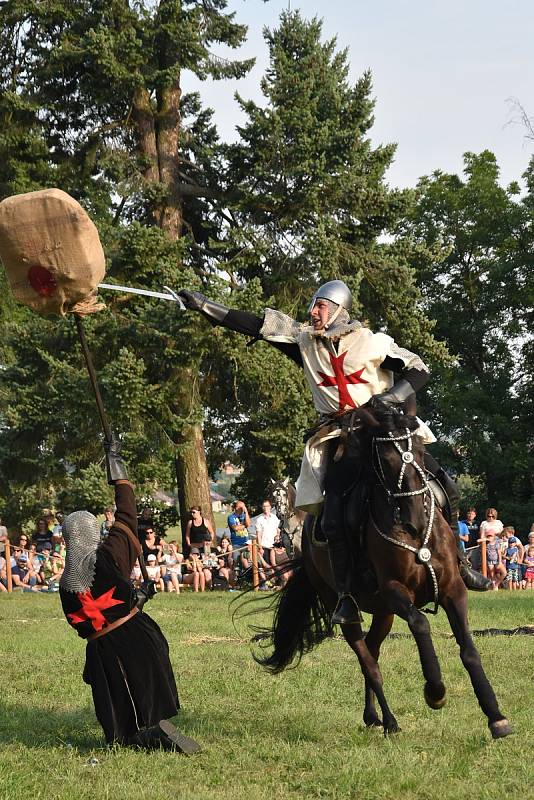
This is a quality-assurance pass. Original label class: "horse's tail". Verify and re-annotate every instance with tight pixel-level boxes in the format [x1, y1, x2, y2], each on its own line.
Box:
[253, 558, 333, 674]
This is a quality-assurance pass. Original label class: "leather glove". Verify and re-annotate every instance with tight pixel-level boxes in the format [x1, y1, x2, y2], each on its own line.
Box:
[134, 580, 157, 610]
[104, 431, 129, 484]
[369, 379, 415, 411]
[177, 290, 208, 312]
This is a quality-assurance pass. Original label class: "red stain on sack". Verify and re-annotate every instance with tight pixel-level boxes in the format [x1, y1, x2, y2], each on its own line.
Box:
[27, 265, 57, 297]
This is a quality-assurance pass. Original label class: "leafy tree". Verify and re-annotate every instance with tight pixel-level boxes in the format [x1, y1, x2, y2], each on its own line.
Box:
[199, 11, 446, 502]
[0, 0, 252, 529]
[407, 151, 534, 531]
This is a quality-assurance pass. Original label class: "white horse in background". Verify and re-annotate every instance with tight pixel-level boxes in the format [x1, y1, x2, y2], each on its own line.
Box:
[269, 477, 306, 557]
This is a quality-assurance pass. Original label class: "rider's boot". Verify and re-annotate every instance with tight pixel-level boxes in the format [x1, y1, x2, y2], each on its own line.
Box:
[323, 496, 362, 625]
[436, 468, 492, 592]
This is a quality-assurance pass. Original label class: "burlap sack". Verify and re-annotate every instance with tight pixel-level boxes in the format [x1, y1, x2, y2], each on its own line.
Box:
[0, 188, 106, 316]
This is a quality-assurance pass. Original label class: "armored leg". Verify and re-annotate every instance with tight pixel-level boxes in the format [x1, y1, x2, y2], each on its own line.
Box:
[322, 493, 362, 625]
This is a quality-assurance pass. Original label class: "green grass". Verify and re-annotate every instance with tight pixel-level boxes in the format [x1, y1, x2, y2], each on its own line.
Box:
[0, 590, 532, 800]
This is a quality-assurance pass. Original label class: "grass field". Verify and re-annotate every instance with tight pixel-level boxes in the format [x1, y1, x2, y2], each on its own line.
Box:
[0, 590, 532, 800]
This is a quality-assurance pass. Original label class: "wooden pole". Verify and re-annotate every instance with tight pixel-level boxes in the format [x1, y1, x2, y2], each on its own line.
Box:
[479, 538, 487, 578]
[251, 539, 259, 592]
[5, 540, 12, 593]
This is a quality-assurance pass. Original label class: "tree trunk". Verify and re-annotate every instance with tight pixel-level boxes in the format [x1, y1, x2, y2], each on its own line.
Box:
[174, 423, 214, 542]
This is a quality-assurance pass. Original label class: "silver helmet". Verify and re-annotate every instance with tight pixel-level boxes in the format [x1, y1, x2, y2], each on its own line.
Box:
[308, 280, 352, 314]
[59, 510, 100, 593]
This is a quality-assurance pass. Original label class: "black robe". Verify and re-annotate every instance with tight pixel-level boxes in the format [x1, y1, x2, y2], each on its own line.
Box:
[60, 482, 179, 744]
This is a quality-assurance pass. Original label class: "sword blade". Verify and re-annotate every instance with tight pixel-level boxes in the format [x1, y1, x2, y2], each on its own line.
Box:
[98, 283, 185, 309]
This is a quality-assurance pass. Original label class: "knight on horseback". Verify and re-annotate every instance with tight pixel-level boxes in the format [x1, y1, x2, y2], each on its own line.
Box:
[178, 281, 490, 624]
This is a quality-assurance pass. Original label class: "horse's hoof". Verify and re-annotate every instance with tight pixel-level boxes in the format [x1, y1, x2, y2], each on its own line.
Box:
[489, 719, 513, 739]
[363, 713, 382, 728]
[383, 721, 401, 736]
[424, 682, 446, 709]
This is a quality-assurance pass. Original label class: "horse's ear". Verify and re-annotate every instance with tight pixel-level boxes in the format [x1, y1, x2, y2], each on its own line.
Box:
[269, 478, 275, 485]
[283, 477, 289, 487]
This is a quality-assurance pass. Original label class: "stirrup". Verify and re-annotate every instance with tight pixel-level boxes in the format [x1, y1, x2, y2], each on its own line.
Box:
[331, 593, 363, 625]
[458, 560, 492, 592]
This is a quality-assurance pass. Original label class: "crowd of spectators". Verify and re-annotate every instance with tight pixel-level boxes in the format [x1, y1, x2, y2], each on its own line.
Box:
[460, 507, 534, 590]
[3, 502, 532, 596]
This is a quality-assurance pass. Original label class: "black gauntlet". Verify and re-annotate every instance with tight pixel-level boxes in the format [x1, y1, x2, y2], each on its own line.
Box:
[104, 432, 129, 485]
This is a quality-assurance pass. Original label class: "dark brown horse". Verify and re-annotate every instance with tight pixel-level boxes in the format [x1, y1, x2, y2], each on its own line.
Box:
[256, 406, 512, 739]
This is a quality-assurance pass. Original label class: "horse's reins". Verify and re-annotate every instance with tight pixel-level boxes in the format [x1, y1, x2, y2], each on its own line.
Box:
[371, 427, 439, 614]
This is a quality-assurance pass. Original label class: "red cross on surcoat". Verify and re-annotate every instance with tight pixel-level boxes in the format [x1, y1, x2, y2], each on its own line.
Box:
[68, 587, 124, 631]
[316, 351, 369, 410]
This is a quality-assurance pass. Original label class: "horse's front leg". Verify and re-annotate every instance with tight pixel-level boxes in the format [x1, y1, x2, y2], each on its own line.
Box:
[341, 622, 400, 736]
[441, 582, 512, 739]
[361, 613, 394, 728]
[382, 580, 446, 709]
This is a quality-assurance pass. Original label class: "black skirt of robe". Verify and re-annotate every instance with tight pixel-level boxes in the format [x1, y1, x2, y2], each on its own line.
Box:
[82, 610, 179, 744]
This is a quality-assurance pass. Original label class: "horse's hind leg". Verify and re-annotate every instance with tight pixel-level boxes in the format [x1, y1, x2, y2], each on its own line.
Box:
[341, 622, 400, 735]
[362, 613, 394, 728]
[441, 584, 512, 739]
[383, 581, 446, 709]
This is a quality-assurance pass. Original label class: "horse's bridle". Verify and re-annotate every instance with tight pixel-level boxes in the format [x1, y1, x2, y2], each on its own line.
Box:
[371, 426, 439, 614]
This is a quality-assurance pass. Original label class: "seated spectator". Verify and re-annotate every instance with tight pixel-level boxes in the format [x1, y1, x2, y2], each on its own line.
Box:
[137, 506, 154, 543]
[0, 554, 7, 590]
[130, 560, 143, 588]
[182, 548, 206, 592]
[11, 552, 40, 591]
[0, 516, 8, 546]
[270, 537, 292, 588]
[200, 549, 219, 590]
[145, 553, 164, 592]
[523, 544, 534, 589]
[142, 527, 163, 562]
[214, 536, 235, 587]
[27, 543, 45, 585]
[31, 517, 53, 553]
[100, 506, 115, 541]
[161, 541, 183, 593]
[240, 543, 270, 588]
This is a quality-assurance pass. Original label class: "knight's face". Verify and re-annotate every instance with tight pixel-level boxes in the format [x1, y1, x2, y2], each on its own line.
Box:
[310, 299, 331, 330]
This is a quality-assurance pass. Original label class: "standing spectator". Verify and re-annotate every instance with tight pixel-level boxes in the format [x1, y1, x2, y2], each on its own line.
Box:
[182, 548, 206, 592]
[32, 517, 53, 552]
[457, 519, 469, 554]
[100, 507, 115, 541]
[228, 501, 250, 563]
[523, 543, 534, 589]
[504, 536, 522, 590]
[479, 508, 504, 589]
[52, 512, 64, 537]
[462, 507, 480, 547]
[184, 507, 214, 556]
[255, 500, 280, 567]
[0, 516, 8, 548]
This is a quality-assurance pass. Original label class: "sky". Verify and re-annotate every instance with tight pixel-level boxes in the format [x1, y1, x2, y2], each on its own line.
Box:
[182, 0, 534, 189]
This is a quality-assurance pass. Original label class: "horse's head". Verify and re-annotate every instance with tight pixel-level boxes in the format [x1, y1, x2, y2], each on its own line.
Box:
[270, 478, 290, 517]
[369, 406, 429, 537]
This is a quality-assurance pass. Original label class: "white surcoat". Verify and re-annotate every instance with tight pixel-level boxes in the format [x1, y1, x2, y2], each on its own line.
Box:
[260, 309, 435, 514]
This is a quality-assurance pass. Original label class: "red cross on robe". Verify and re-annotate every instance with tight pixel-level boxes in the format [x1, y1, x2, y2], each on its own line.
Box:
[316, 351, 369, 410]
[67, 587, 124, 631]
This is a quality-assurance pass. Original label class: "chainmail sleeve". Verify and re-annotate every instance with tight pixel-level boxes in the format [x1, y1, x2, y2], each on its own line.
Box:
[386, 342, 429, 373]
[260, 308, 303, 344]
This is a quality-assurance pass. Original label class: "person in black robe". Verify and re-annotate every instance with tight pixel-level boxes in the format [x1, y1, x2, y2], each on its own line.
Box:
[59, 435, 200, 753]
